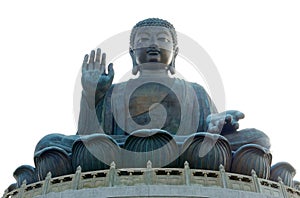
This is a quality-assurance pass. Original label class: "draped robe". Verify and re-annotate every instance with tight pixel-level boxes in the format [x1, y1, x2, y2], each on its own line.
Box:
[98, 77, 217, 136]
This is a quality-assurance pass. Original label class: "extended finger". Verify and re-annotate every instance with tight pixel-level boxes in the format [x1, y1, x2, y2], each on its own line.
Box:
[235, 111, 245, 120]
[100, 53, 106, 73]
[225, 114, 232, 124]
[95, 48, 101, 63]
[101, 53, 106, 66]
[82, 54, 89, 71]
[108, 63, 114, 78]
[232, 122, 239, 130]
[93, 48, 101, 70]
[89, 50, 95, 64]
[226, 110, 245, 120]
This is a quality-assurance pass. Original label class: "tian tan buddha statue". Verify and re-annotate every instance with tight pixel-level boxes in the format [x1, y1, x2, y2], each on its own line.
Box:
[6, 18, 297, 193]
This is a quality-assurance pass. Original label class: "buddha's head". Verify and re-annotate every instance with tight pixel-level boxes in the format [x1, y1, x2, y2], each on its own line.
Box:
[129, 18, 179, 75]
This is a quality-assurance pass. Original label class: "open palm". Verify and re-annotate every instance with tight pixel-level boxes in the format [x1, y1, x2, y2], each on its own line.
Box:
[81, 48, 114, 101]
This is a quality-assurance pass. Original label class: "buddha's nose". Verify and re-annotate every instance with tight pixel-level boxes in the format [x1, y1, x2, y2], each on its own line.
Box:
[149, 44, 159, 49]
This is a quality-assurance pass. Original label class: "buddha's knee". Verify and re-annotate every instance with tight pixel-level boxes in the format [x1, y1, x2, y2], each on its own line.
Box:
[72, 133, 120, 171]
[223, 128, 270, 151]
[231, 144, 272, 179]
[180, 132, 232, 171]
[34, 133, 78, 180]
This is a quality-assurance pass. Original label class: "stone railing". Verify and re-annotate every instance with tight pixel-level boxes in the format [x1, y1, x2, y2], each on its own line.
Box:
[3, 161, 300, 198]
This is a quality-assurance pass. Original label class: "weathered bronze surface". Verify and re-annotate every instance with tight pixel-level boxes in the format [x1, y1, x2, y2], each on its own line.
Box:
[270, 162, 296, 187]
[4, 18, 297, 194]
[231, 144, 272, 179]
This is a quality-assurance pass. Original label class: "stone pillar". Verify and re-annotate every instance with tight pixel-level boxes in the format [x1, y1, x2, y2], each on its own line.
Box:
[184, 161, 191, 186]
[17, 180, 26, 198]
[251, 169, 262, 193]
[145, 161, 154, 185]
[72, 166, 82, 190]
[42, 172, 52, 195]
[219, 164, 228, 188]
[278, 177, 289, 198]
[108, 162, 117, 187]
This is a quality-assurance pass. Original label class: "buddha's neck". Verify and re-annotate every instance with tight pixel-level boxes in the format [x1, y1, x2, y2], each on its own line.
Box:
[137, 62, 170, 78]
[139, 69, 169, 78]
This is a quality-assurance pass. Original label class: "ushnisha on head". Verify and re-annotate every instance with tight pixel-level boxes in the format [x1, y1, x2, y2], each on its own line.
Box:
[129, 18, 179, 75]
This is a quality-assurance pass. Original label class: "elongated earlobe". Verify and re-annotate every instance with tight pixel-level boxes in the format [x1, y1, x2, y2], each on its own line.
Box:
[131, 66, 138, 75]
[130, 48, 139, 75]
[169, 65, 175, 74]
[168, 47, 178, 75]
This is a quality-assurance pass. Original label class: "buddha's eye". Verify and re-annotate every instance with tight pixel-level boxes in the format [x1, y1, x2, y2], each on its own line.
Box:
[137, 38, 150, 43]
[158, 38, 170, 43]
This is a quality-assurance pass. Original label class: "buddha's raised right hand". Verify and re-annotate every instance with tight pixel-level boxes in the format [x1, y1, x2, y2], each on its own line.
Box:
[81, 48, 114, 107]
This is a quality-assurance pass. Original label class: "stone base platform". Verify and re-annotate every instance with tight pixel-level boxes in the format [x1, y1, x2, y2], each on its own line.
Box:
[35, 185, 279, 198]
[3, 163, 300, 198]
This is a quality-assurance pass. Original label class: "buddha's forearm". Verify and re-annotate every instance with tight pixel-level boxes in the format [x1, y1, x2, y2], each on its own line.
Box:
[77, 91, 104, 135]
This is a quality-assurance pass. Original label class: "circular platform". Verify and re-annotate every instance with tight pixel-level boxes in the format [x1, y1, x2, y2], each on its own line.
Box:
[3, 163, 300, 198]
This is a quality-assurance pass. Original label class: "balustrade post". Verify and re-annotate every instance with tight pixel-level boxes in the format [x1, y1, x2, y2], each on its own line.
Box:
[184, 161, 191, 186]
[17, 180, 26, 198]
[145, 160, 154, 185]
[278, 177, 289, 198]
[72, 166, 82, 190]
[108, 162, 117, 187]
[219, 164, 228, 188]
[251, 170, 262, 193]
[42, 172, 52, 195]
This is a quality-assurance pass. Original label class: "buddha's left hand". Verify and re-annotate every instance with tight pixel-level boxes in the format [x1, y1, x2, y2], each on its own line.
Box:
[206, 110, 245, 134]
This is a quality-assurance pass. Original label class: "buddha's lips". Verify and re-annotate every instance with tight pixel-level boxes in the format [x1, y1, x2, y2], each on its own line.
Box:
[146, 49, 160, 55]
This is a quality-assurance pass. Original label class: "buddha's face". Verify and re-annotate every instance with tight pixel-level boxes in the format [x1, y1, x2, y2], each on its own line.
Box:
[131, 26, 176, 65]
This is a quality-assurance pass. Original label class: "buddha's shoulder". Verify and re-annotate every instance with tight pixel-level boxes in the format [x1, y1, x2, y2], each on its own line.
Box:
[109, 78, 206, 93]
[172, 78, 206, 91]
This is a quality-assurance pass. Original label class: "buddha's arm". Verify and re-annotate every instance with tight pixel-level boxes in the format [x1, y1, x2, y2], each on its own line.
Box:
[77, 91, 104, 135]
[191, 83, 218, 132]
[77, 49, 114, 135]
[191, 83, 245, 134]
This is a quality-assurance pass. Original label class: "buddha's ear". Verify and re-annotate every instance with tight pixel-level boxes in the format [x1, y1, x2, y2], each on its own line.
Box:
[174, 46, 179, 59]
[130, 48, 137, 66]
[169, 47, 179, 75]
[130, 48, 139, 75]
[129, 48, 134, 57]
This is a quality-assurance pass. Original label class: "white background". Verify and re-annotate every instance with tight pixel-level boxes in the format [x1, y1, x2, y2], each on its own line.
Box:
[1, 0, 300, 194]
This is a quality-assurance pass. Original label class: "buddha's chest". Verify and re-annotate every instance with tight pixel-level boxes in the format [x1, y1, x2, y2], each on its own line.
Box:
[128, 83, 180, 117]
